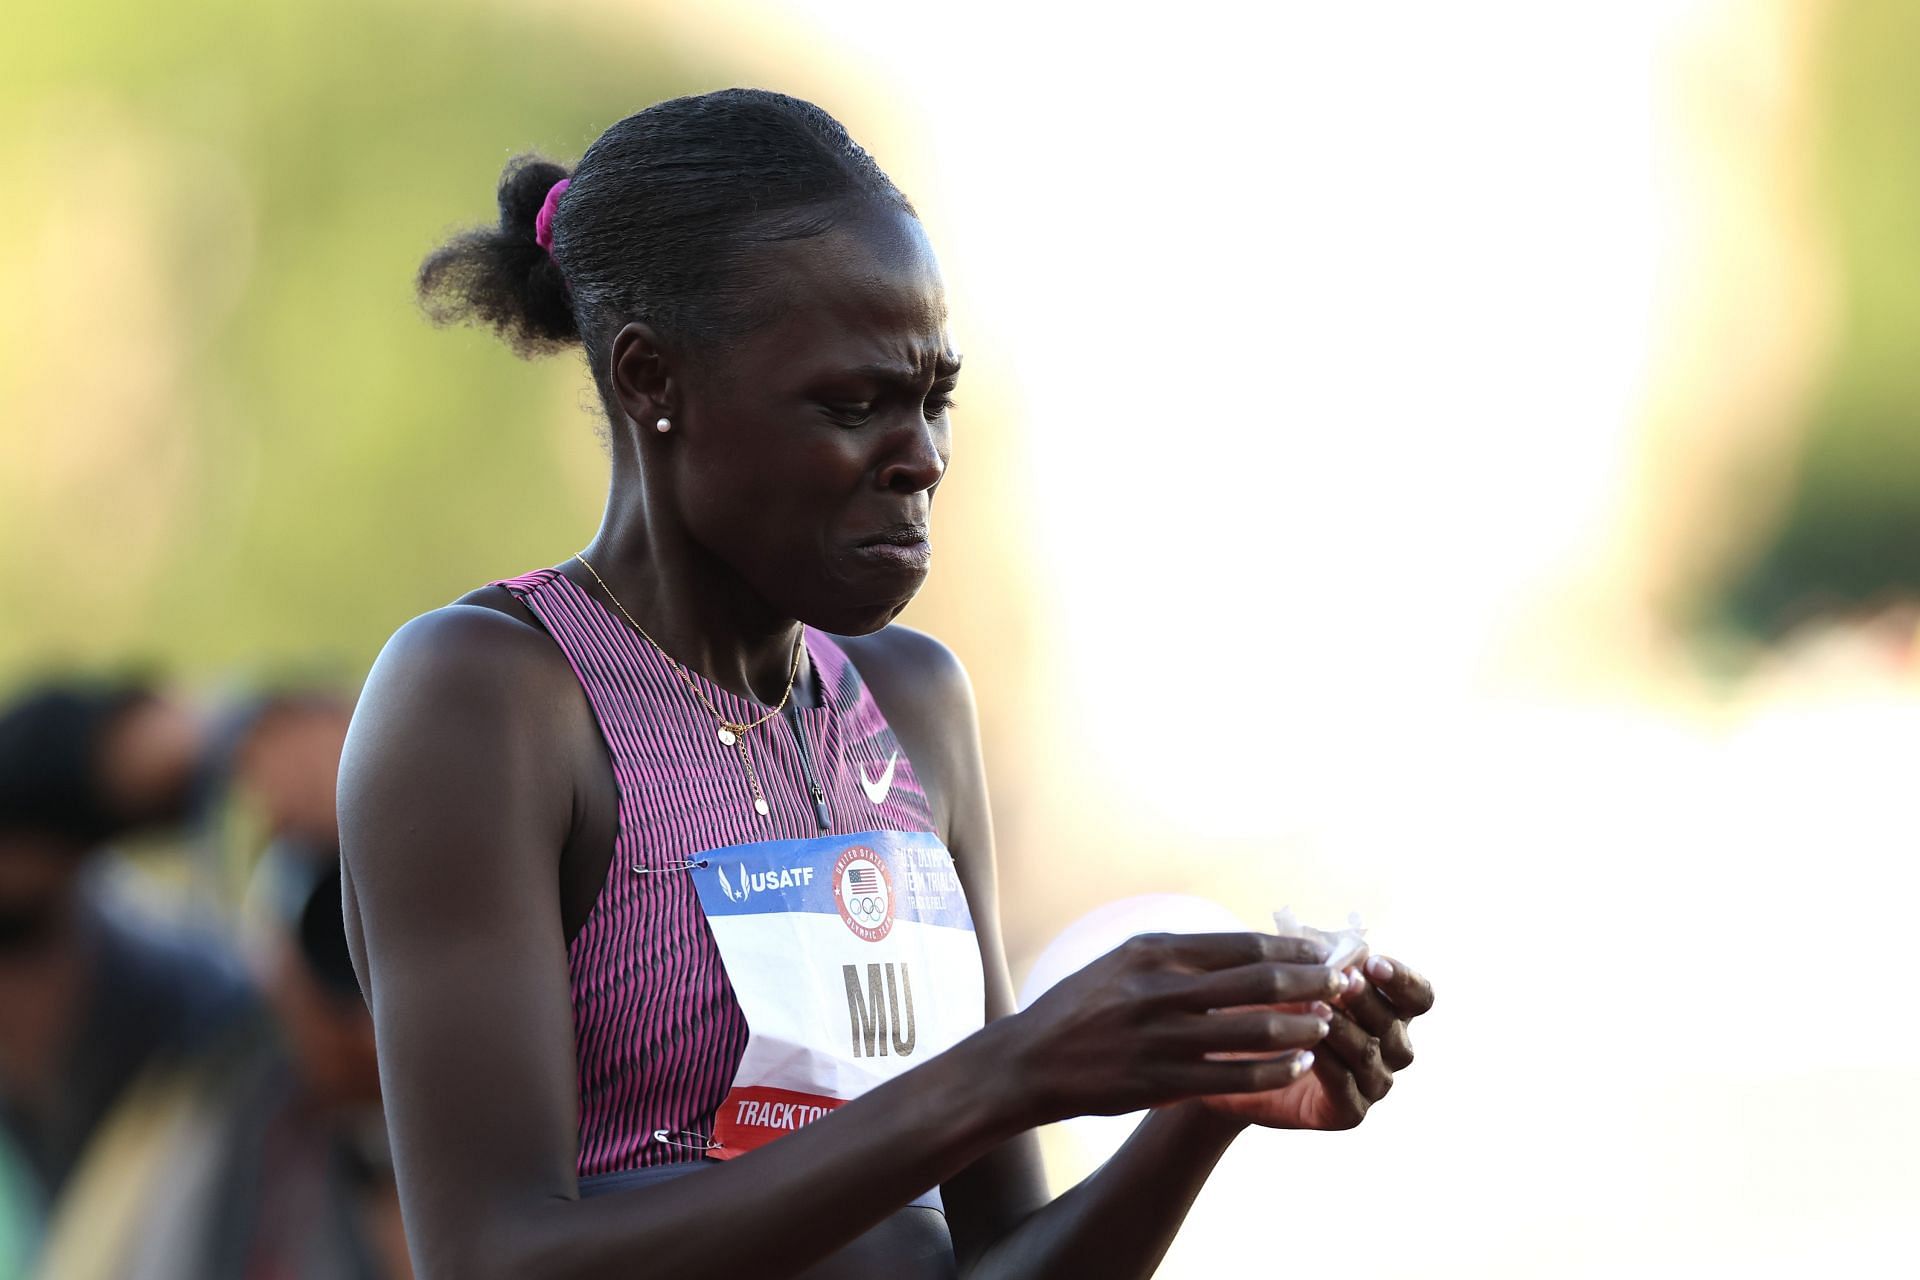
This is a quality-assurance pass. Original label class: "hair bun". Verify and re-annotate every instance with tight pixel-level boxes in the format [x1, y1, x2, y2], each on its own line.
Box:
[417, 153, 580, 354]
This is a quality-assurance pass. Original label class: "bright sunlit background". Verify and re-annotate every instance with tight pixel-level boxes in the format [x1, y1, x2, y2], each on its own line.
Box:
[5, 0, 1918, 1274]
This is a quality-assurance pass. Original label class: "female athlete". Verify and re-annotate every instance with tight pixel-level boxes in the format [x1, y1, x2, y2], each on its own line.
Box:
[337, 88, 1434, 1280]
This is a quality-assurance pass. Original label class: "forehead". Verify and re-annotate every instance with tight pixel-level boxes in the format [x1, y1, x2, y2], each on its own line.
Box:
[737, 207, 951, 373]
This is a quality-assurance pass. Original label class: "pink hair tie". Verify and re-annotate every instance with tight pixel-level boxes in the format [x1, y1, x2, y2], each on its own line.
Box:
[534, 177, 571, 253]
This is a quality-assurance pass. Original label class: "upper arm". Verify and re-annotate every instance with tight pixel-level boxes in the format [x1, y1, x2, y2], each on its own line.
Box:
[337, 606, 585, 1275]
[840, 627, 1052, 1255]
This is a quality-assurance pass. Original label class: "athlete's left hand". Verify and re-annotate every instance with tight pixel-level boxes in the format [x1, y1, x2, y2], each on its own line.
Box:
[1198, 954, 1434, 1130]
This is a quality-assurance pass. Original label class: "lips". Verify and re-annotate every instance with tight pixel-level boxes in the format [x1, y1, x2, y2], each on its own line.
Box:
[858, 524, 931, 549]
[852, 524, 931, 572]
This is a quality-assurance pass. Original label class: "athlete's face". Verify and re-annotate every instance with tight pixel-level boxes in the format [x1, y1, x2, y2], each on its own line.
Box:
[634, 207, 957, 635]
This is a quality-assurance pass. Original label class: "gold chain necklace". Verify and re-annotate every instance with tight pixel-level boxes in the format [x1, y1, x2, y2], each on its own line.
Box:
[574, 552, 801, 819]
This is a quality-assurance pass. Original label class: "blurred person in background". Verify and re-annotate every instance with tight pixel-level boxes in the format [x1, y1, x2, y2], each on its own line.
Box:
[341, 88, 1434, 1279]
[223, 693, 358, 851]
[134, 688, 410, 1280]
[0, 679, 253, 1241]
[154, 837, 411, 1280]
[0, 680, 409, 1279]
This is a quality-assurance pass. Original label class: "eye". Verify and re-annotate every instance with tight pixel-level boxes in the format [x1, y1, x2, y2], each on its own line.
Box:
[823, 402, 874, 428]
[925, 376, 959, 420]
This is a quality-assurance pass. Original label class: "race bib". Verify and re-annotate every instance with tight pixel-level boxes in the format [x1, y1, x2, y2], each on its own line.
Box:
[689, 829, 984, 1164]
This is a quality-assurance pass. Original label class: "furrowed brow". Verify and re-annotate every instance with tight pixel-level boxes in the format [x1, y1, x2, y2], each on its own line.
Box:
[848, 354, 964, 385]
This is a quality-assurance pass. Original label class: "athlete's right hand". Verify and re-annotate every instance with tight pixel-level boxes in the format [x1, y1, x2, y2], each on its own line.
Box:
[984, 932, 1349, 1126]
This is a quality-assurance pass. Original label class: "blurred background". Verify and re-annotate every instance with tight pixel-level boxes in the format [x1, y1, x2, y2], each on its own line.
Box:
[4, 0, 1918, 1275]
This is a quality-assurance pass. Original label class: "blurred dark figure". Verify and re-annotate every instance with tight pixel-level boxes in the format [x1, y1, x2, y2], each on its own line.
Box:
[170, 838, 408, 1280]
[0, 681, 252, 1213]
[0, 680, 409, 1280]
[220, 692, 356, 850]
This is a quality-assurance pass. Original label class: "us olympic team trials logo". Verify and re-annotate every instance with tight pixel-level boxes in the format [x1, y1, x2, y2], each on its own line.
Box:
[831, 845, 894, 942]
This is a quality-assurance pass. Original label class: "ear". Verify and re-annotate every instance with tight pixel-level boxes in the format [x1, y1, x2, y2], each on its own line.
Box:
[608, 322, 676, 430]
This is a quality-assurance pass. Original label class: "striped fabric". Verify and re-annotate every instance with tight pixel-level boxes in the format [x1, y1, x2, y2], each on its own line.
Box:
[491, 566, 937, 1178]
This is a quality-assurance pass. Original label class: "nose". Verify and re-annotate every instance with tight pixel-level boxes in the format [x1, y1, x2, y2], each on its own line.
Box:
[876, 416, 947, 495]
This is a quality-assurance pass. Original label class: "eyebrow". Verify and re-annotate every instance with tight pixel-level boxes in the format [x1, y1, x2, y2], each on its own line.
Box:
[850, 354, 964, 383]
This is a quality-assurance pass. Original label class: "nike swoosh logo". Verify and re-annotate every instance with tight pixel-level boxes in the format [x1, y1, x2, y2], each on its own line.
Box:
[859, 752, 898, 806]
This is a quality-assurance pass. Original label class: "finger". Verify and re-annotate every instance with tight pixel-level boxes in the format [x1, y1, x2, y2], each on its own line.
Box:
[1319, 1011, 1393, 1102]
[1363, 955, 1435, 1018]
[1380, 1020, 1413, 1072]
[1126, 931, 1331, 972]
[1340, 977, 1400, 1038]
[1309, 1046, 1371, 1128]
[1151, 1007, 1329, 1057]
[1159, 960, 1350, 1012]
[1335, 977, 1413, 1069]
[1162, 1049, 1317, 1099]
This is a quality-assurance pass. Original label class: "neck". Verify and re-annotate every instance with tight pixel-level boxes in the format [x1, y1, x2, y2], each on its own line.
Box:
[578, 477, 806, 709]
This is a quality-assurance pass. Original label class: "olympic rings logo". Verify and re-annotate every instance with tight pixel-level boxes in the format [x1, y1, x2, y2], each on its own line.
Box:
[831, 846, 894, 942]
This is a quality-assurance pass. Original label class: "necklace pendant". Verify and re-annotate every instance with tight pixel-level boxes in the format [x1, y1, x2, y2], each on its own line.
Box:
[752, 797, 769, 817]
[718, 727, 738, 747]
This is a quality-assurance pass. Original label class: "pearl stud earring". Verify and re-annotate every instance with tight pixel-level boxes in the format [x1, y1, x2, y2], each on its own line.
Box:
[655, 417, 671, 433]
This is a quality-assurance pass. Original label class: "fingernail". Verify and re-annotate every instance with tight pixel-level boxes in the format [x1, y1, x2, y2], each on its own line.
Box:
[1346, 969, 1366, 994]
[1315, 1020, 1330, 1039]
[1294, 1051, 1315, 1073]
[1311, 1001, 1333, 1019]
[1367, 956, 1395, 983]
[1330, 969, 1349, 994]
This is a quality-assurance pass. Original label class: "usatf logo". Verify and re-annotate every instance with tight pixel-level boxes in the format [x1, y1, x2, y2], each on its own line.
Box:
[832, 846, 894, 942]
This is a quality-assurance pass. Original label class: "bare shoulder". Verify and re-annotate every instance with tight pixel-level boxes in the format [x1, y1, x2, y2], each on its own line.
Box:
[832, 623, 975, 723]
[341, 592, 581, 832]
[364, 587, 567, 708]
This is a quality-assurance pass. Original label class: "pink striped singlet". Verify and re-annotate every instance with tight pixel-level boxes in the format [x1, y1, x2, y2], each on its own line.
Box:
[491, 566, 938, 1186]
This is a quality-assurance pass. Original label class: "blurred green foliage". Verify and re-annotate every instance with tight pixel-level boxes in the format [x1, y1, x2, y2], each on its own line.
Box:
[0, 0, 706, 688]
[1726, 0, 1920, 631]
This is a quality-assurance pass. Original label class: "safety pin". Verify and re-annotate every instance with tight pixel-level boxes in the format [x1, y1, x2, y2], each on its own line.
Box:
[631, 858, 711, 875]
[652, 1128, 723, 1153]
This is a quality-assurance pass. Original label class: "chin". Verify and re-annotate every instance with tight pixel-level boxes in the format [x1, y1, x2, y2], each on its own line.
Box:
[834, 602, 912, 636]
[797, 577, 925, 636]
[801, 599, 911, 637]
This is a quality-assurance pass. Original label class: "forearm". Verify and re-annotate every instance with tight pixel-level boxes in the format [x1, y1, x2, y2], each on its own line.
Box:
[961, 1103, 1247, 1280]
[454, 1036, 1020, 1280]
